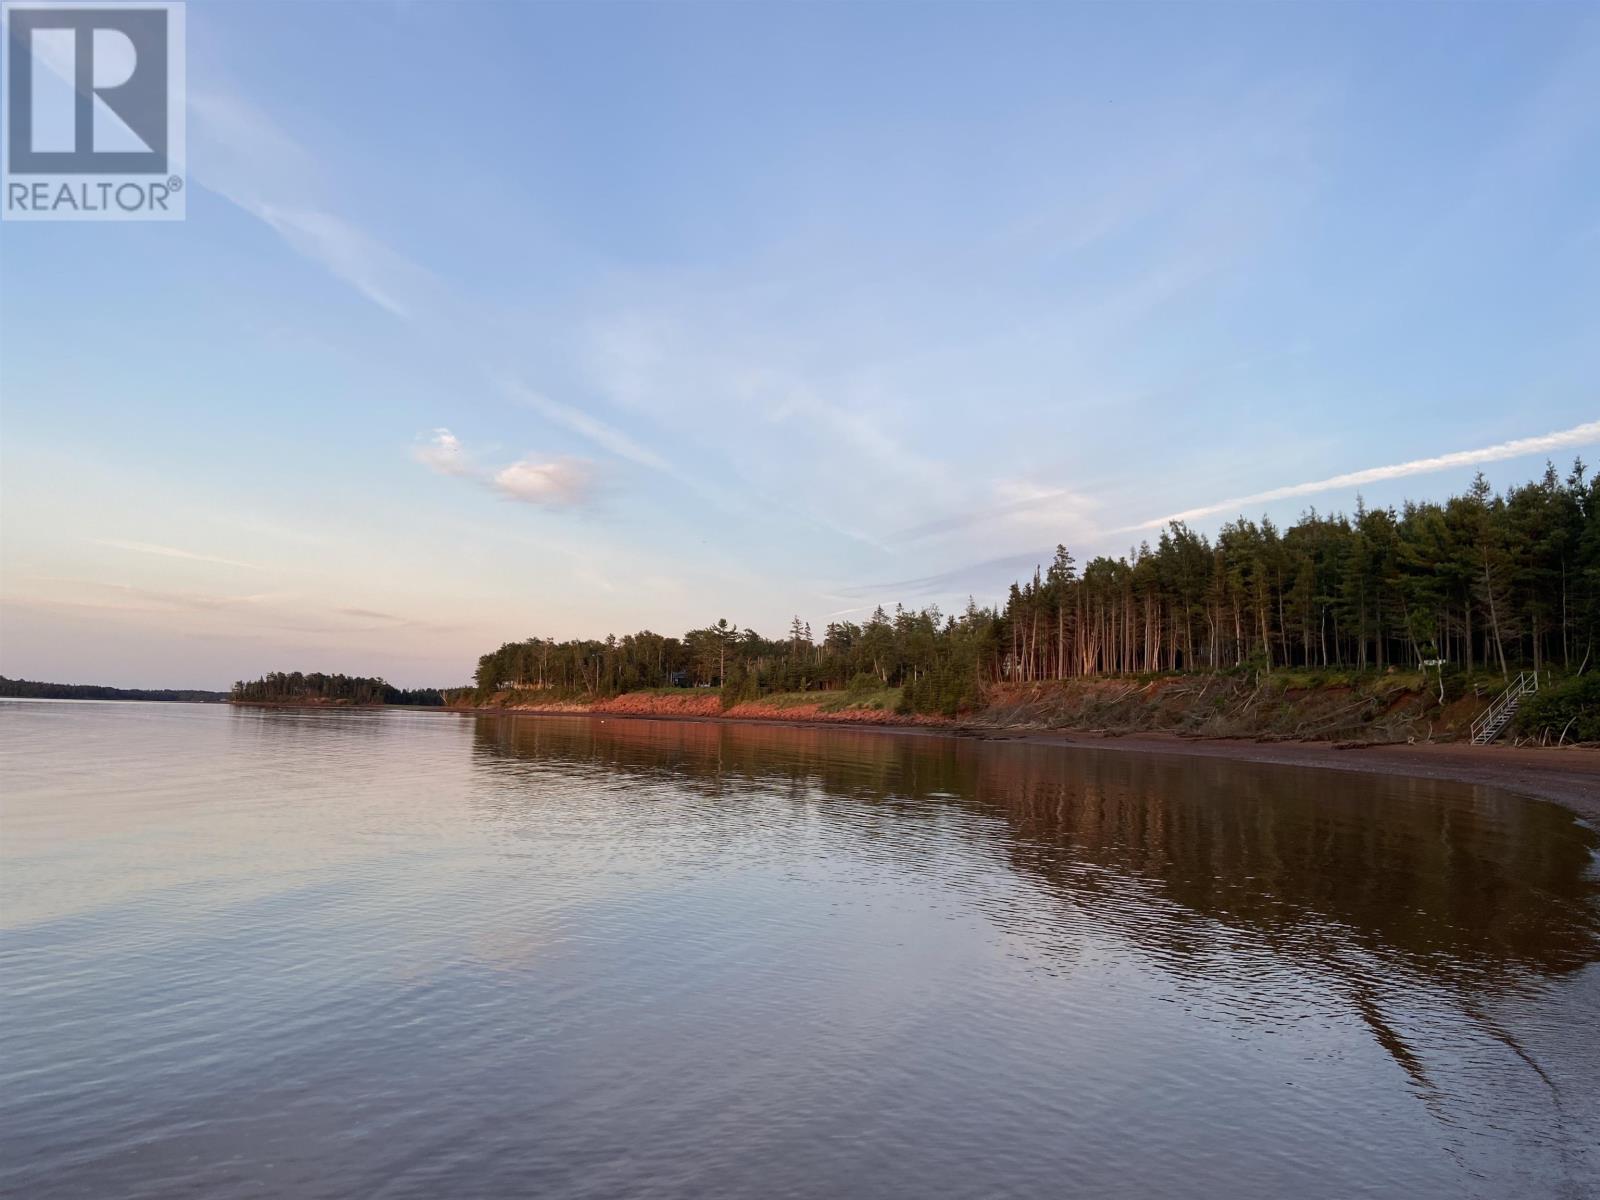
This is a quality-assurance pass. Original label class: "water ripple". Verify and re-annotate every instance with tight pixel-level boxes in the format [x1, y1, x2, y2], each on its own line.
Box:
[2, 701, 1596, 1199]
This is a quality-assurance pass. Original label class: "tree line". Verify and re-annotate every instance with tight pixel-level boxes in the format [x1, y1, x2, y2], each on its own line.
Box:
[231, 673, 445, 706]
[0, 677, 227, 702]
[996, 463, 1594, 681]
[471, 463, 1600, 717]
[472, 608, 990, 715]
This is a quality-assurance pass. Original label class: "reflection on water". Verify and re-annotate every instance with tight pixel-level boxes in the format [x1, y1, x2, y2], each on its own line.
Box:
[2, 702, 1597, 1200]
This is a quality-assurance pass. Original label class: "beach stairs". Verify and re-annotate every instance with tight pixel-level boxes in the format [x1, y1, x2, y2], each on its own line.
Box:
[1469, 671, 1539, 745]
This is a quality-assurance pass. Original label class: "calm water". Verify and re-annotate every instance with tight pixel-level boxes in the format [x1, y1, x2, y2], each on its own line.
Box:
[2, 701, 1597, 1199]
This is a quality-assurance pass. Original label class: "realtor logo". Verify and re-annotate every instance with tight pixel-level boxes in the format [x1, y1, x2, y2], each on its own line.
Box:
[2, 1, 185, 220]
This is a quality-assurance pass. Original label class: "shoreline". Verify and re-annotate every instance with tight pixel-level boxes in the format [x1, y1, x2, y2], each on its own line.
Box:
[451, 703, 1600, 821]
[226, 699, 1598, 821]
[969, 729, 1600, 821]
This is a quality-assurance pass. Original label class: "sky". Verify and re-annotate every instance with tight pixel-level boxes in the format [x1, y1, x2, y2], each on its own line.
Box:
[2, 1, 1598, 689]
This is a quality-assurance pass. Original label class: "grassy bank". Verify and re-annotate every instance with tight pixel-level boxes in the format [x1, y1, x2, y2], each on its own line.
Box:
[978, 671, 1472, 743]
[983, 670, 1595, 745]
[452, 683, 927, 726]
[451, 669, 1594, 746]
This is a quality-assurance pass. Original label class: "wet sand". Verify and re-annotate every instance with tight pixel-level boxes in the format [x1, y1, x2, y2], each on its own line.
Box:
[962, 729, 1600, 821]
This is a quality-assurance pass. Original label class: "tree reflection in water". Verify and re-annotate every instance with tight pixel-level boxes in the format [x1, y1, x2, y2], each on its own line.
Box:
[469, 714, 1599, 1113]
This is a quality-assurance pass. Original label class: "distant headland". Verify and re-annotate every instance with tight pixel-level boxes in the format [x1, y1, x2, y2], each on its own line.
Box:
[0, 677, 228, 703]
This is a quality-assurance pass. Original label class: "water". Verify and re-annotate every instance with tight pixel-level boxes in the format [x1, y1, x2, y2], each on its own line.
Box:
[2, 701, 1597, 1199]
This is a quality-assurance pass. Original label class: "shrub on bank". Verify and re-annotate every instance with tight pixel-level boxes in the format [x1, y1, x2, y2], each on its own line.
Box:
[1514, 675, 1600, 743]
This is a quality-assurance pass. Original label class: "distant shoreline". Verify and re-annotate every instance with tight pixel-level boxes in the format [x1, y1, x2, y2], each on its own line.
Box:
[1, 677, 227, 703]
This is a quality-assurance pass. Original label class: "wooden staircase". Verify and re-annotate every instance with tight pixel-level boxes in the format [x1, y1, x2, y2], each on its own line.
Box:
[1469, 672, 1538, 745]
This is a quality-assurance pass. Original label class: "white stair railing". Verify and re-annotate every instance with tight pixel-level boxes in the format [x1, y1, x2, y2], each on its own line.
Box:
[1469, 671, 1538, 745]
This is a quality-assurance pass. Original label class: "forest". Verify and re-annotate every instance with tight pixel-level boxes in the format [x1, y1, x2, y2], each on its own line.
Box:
[470, 464, 1600, 719]
[0, 677, 227, 702]
[231, 673, 445, 706]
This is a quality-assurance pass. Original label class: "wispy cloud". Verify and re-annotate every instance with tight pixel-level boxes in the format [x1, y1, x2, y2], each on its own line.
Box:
[842, 548, 1056, 601]
[8, 577, 286, 614]
[892, 481, 1099, 544]
[191, 92, 434, 324]
[194, 89, 667, 508]
[93, 539, 263, 571]
[1118, 419, 1600, 532]
[845, 418, 1600, 605]
[492, 458, 593, 507]
[413, 428, 476, 477]
[7, 579, 461, 638]
[498, 379, 672, 475]
[337, 607, 406, 622]
[414, 427, 595, 508]
[255, 205, 428, 320]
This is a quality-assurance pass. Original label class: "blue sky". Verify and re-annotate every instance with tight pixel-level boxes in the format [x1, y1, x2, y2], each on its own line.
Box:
[2, 1, 1597, 688]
